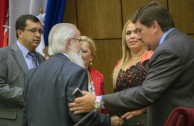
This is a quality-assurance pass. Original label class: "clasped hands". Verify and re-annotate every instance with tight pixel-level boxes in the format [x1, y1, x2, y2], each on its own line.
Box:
[69, 91, 145, 126]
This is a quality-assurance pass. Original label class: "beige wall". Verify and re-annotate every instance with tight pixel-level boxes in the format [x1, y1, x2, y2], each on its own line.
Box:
[63, 0, 194, 94]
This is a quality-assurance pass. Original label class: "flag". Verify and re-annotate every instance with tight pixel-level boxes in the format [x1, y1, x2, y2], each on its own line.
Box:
[8, 0, 47, 56]
[0, 0, 9, 47]
[29, 0, 47, 56]
[29, 0, 47, 16]
[35, 10, 46, 56]
[2, 27, 8, 47]
[2, 8, 10, 47]
[9, 0, 31, 45]
[43, 0, 66, 46]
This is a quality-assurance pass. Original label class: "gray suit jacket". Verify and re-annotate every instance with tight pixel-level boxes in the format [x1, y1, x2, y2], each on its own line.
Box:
[0, 43, 45, 126]
[22, 54, 110, 126]
[103, 28, 194, 126]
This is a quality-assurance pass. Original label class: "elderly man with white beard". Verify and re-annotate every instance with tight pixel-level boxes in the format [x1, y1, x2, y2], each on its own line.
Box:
[22, 23, 122, 126]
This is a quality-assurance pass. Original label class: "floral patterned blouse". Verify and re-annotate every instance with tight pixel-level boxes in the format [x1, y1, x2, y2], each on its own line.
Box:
[114, 62, 147, 92]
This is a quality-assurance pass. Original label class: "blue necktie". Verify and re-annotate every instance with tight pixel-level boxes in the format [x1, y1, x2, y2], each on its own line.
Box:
[28, 51, 38, 67]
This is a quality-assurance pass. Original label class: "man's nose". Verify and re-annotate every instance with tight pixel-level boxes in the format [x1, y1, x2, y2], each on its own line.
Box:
[136, 33, 142, 40]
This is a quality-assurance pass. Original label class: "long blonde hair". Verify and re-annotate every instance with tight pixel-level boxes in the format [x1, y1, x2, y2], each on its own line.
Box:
[112, 20, 133, 88]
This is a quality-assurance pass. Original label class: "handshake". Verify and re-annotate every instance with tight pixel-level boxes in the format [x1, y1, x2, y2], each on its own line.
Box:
[111, 116, 123, 126]
[70, 90, 145, 126]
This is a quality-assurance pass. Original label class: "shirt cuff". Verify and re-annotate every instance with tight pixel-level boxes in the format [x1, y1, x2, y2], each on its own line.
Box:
[96, 96, 105, 109]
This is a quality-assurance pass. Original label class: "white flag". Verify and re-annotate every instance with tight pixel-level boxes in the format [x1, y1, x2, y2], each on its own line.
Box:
[9, 0, 47, 56]
[9, 0, 30, 46]
[29, 0, 47, 56]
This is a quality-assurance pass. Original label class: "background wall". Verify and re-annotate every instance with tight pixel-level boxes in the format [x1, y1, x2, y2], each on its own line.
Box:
[63, 0, 194, 94]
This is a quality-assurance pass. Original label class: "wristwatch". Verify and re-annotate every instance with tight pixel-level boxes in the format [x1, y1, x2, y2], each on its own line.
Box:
[94, 96, 102, 111]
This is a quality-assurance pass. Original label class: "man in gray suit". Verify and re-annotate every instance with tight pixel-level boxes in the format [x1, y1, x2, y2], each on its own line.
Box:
[0, 14, 45, 126]
[69, 1, 194, 126]
[22, 23, 121, 126]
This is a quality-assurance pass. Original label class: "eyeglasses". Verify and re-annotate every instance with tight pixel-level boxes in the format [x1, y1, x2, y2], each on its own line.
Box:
[23, 29, 44, 34]
[70, 38, 81, 42]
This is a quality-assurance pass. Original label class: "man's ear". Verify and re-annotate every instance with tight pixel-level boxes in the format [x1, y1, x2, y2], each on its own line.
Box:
[17, 29, 23, 39]
[152, 21, 160, 34]
[66, 38, 72, 51]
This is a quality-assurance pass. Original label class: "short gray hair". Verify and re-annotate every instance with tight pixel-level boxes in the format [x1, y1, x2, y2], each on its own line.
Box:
[48, 23, 78, 56]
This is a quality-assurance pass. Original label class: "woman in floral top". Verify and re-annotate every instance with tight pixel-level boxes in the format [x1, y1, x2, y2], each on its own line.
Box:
[113, 19, 153, 126]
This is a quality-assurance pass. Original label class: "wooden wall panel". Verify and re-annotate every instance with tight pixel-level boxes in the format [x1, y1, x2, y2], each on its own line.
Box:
[190, 35, 194, 38]
[63, 0, 77, 25]
[76, 0, 122, 39]
[169, 0, 194, 34]
[122, 0, 167, 25]
[63, 0, 194, 94]
[92, 39, 122, 94]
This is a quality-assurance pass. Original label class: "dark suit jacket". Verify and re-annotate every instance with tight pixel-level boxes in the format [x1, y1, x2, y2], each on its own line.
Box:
[102, 28, 194, 126]
[0, 43, 45, 126]
[22, 54, 111, 126]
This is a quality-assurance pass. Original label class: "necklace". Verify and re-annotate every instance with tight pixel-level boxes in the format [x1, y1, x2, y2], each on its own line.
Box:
[122, 56, 141, 71]
[87, 70, 92, 84]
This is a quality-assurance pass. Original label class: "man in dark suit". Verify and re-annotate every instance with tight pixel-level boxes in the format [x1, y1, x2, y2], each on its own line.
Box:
[69, 2, 194, 126]
[22, 23, 121, 126]
[0, 14, 45, 126]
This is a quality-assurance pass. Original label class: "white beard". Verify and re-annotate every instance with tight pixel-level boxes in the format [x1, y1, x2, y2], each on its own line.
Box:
[67, 50, 85, 68]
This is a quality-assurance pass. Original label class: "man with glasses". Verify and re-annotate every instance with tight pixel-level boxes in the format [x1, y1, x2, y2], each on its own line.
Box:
[0, 14, 45, 126]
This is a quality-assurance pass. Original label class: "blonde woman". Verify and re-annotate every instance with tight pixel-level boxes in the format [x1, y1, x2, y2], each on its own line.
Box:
[80, 36, 107, 114]
[113, 20, 153, 126]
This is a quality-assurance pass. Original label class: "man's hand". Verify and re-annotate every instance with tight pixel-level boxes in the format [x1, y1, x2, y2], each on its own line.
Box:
[69, 91, 96, 114]
[111, 116, 123, 126]
[121, 108, 146, 120]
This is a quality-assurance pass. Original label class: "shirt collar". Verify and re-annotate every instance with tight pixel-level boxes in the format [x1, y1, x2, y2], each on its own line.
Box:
[62, 53, 70, 59]
[16, 41, 29, 57]
[159, 28, 174, 45]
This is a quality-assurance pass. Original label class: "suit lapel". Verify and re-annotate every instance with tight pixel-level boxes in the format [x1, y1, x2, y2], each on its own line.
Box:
[90, 68, 100, 95]
[11, 43, 29, 75]
[36, 53, 45, 64]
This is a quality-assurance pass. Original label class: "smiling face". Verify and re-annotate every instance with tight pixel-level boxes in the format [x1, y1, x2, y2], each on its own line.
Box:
[17, 20, 42, 51]
[124, 22, 144, 52]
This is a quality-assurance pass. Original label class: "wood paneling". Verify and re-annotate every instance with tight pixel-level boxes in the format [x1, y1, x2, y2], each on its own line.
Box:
[169, 0, 194, 34]
[76, 0, 122, 39]
[92, 39, 122, 94]
[122, 0, 167, 25]
[63, 0, 77, 25]
[190, 35, 194, 38]
[63, 0, 194, 94]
